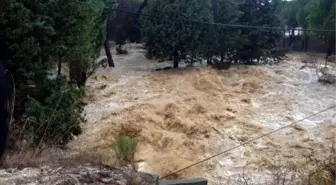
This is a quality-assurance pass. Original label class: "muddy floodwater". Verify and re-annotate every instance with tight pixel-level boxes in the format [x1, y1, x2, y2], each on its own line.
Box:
[69, 45, 336, 184]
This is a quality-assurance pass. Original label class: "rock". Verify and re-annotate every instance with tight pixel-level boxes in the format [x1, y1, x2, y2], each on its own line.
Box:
[0, 165, 157, 185]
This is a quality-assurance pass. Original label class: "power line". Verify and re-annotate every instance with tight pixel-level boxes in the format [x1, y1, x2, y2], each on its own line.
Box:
[66, 0, 336, 178]
[68, 0, 336, 32]
[114, 9, 336, 32]
[159, 104, 336, 179]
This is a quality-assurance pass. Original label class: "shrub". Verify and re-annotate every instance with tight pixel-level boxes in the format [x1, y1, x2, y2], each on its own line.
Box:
[115, 136, 137, 164]
[1, 0, 114, 151]
[23, 76, 86, 147]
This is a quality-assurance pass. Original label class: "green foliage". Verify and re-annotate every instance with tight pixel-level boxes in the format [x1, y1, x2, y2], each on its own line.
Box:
[296, 0, 310, 28]
[305, 0, 335, 51]
[141, 0, 212, 66]
[115, 0, 145, 44]
[204, 0, 241, 64]
[237, 0, 284, 64]
[0, 0, 116, 148]
[141, 0, 285, 67]
[0, 0, 54, 87]
[52, 0, 116, 86]
[26, 76, 86, 146]
[277, 0, 335, 53]
[278, 1, 299, 28]
[115, 136, 137, 163]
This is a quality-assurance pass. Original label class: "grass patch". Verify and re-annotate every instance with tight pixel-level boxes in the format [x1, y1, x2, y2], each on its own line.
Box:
[115, 136, 137, 165]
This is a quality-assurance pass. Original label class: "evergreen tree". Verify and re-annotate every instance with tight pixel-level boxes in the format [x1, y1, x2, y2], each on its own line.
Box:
[140, 0, 212, 68]
[0, 0, 116, 147]
[296, 0, 310, 51]
[210, 0, 241, 63]
[115, 0, 147, 45]
[103, 0, 117, 67]
[305, 0, 335, 59]
[278, 0, 299, 46]
[183, 0, 212, 65]
[237, 0, 284, 64]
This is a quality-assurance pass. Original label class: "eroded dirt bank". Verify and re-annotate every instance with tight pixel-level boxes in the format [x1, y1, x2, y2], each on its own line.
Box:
[69, 46, 336, 184]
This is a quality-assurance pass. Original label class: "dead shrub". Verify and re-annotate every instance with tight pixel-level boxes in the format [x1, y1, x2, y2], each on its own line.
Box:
[304, 54, 336, 84]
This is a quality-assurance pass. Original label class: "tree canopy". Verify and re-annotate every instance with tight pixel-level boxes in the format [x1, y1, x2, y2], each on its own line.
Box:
[140, 0, 285, 67]
[306, 0, 335, 55]
[0, 0, 116, 147]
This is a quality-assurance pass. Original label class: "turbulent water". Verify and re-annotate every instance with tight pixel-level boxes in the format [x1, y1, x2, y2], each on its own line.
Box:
[69, 45, 336, 185]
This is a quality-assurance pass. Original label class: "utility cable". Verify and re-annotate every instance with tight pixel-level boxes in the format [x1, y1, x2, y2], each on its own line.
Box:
[67, 0, 336, 32]
[160, 104, 336, 179]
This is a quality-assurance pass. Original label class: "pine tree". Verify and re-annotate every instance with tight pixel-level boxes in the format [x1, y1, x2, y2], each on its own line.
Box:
[51, 0, 116, 86]
[140, 0, 212, 68]
[296, 0, 310, 51]
[0, 0, 116, 147]
[182, 0, 212, 65]
[237, 0, 283, 64]
[115, 0, 147, 44]
[278, 0, 299, 46]
[211, 0, 241, 63]
[306, 0, 335, 60]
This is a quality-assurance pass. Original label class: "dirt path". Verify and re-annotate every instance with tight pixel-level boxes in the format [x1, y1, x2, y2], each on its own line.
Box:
[69, 47, 336, 184]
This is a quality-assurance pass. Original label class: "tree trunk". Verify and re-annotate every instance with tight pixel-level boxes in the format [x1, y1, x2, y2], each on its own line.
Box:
[207, 56, 213, 66]
[292, 29, 295, 41]
[191, 51, 195, 66]
[104, 21, 115, 67]
[173, 49, 179, 68]
[304, 35, 308, 52]
[220, 51, 224, 63]
[104, 39, 115, 67]
[78, 71, 87, 87]
[301, 39, 304, 51]
[288, 28, 294, 46]
[327, 38, 333, 57]
[137, 0, 148, 17]
[57, 57, 62, 76]
[325, 37, 333, 66]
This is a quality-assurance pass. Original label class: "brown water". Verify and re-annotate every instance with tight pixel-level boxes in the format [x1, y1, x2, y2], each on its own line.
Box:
[69, 46, 336, 184]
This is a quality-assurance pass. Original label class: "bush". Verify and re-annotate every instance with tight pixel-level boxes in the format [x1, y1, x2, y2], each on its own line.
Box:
[23, 76, 86, 147]
[1, 0, 115, 150]
[115, 136, 137, 164]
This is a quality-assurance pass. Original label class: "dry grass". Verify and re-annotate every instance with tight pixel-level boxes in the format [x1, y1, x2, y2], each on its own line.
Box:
[1, 146, 63, 168]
